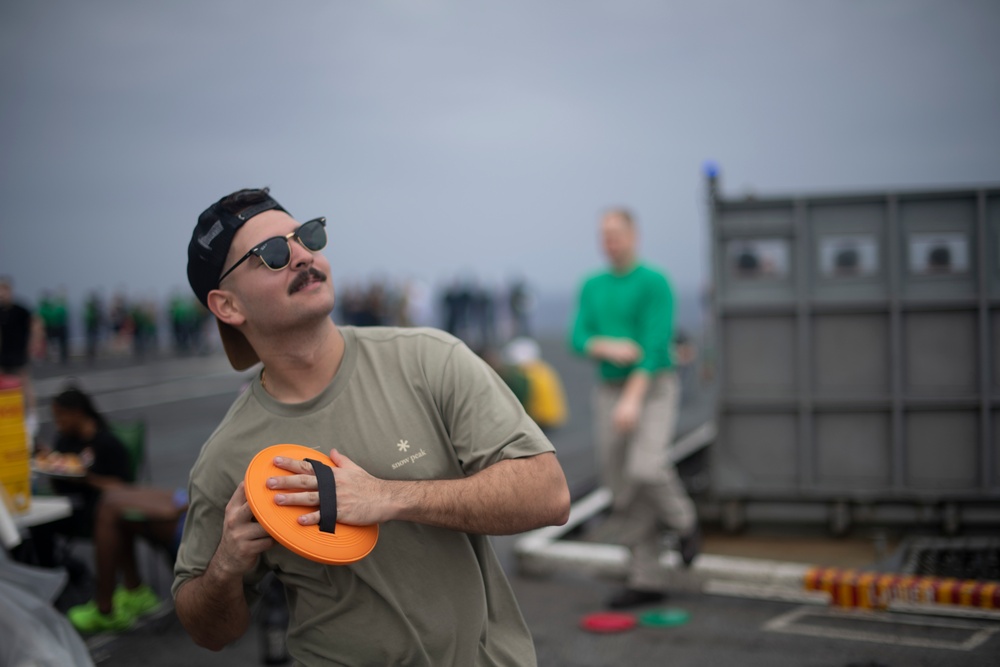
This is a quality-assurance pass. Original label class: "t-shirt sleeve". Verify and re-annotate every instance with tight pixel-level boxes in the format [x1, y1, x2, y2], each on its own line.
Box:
[171, 457, 269, 605]
[434, 339, 555, 475]
[569, 278, 596, 356]
[636, 271, 674, 373]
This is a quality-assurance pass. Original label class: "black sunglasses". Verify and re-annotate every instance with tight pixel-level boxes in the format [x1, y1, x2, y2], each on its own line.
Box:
[218, 217, 327, 285]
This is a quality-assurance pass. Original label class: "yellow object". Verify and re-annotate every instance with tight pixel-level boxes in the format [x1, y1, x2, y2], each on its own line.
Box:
[0, 376, 30, 514]
[521, 361, 568, 429]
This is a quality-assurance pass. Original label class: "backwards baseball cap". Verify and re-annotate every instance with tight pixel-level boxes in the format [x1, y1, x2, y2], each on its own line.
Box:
[187, 188, 288, 370]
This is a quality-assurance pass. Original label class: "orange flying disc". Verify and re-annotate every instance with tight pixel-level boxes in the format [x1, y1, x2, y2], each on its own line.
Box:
[244, 444, 379, 565]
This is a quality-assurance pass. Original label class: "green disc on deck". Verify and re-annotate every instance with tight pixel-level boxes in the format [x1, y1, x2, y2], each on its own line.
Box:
[637, 608, 690, 628]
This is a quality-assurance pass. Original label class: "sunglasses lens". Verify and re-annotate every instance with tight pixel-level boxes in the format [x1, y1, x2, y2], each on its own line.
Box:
[298, 219, 327, 251]
[258, 239, 291, 270]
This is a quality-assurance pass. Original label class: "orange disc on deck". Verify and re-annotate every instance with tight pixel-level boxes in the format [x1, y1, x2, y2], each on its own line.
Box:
[244, 444, 378, 565]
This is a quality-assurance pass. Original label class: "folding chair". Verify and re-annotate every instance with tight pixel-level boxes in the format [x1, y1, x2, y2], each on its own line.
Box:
[109, 419, 174, 596]
[109, 420, 149, 483]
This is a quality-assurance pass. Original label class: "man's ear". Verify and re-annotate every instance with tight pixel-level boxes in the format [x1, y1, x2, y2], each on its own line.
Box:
[207, 289, 245, 327]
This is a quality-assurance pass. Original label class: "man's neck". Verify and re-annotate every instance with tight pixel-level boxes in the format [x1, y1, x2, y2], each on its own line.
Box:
[610, 256, 638, 275]
[254, 320, 346, 403]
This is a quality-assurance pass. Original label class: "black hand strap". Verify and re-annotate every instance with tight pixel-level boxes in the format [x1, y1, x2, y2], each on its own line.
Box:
[304, 458, 337, 534]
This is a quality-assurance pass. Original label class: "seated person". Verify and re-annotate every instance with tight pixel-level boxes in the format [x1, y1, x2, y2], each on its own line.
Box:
[30, 386, 134, 568]
[67, 486, 188, 633]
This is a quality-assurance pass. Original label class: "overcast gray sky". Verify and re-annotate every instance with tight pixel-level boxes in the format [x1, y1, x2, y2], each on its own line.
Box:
[1, 0, 998, 309]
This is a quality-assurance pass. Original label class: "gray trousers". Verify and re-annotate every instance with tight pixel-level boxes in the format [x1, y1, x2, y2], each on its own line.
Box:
[594, 372, 696, 590]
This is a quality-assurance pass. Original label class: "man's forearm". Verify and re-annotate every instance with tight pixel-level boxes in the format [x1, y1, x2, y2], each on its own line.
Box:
[585, 336, 643, 366]
[584, 336, 618, 361]
[621, 369, 650, 404]
[175, 560, 252, 651]
[385, 453, 570, 535]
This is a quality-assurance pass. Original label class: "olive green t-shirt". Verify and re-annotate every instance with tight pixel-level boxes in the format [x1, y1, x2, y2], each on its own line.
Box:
[173, 326, 554, 667]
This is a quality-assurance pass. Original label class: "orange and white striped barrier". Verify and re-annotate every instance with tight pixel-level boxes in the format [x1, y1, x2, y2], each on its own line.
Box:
[805, 566, 999, 611]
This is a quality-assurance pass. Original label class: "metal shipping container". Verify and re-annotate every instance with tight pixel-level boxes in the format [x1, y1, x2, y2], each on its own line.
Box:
[707, 172, 1000, 532]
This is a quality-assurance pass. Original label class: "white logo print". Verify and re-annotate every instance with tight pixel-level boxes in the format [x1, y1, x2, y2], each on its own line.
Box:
[391, 439, 427, 470]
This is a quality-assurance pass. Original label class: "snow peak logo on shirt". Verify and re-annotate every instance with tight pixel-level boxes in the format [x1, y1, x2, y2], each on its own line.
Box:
[391, 440, 427, 470]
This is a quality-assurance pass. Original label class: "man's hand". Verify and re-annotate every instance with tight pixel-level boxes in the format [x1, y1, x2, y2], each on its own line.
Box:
[215, 482, 275, 576]
[612, 394, 643, 433]
[175, 482, 274, 651]
[269, 450, 391, 527]
[587, 337, 643, 367]
[613, 370, 651, 434]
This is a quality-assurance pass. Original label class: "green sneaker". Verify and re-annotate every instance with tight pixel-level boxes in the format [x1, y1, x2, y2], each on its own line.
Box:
[68, 600, 135, 633]
[113, 584, 161, 617]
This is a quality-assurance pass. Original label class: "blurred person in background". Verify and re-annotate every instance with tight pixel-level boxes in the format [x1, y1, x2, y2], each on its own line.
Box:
[84, 290, 105, 362]
[30, 387, 134, 569]
[569, 207, 700, 610]
[497, 337, 568, 433]
[507, 277, 533, 339]
[403, 278, 435, 328]
[108, 292, 132, 355]
[131, 298, 158, 359]
[0, 276, 38, 431]
[39, 288, 70, 364]
[66, 485, 188, 633]
[169, 290, 207, 354]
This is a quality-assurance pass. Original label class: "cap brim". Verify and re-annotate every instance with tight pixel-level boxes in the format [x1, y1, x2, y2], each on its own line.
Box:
[244, 444, 379, 565]
[217, 320, 260, 371]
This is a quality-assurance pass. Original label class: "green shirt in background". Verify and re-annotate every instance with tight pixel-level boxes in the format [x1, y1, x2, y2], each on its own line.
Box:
[569, 262, 675, 382]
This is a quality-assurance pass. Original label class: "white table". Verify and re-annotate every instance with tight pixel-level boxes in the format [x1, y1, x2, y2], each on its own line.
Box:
[2, 496, 73, 549]
[11, 496, 72, 529]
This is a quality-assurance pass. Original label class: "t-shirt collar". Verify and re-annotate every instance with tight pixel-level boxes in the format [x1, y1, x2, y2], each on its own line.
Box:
[250, 327, 358, 417]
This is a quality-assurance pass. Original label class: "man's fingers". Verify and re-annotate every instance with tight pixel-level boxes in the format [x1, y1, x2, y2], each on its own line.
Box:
[274, 491, 320, 507]
[272, 455, 316, 476]
[226, 481, 248, 511]
[295, 510, 321, 526]
[267, 473, 319, 491]
[245, 522, 273, 541]
[224, 482, 259, 524]
[329, 448, 358, 470]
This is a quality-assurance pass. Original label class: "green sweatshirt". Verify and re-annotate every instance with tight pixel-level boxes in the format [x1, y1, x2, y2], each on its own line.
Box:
[569, 262, 675, 381]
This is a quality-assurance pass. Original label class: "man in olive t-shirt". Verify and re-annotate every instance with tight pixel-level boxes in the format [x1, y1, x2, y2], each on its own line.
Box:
[175, 189, 570, 666]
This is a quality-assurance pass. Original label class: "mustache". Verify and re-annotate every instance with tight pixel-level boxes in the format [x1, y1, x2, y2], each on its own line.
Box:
[288, 267, 327, 295]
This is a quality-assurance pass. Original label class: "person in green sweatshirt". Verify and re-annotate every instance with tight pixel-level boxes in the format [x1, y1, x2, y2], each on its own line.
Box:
[569, 207, 700, 610]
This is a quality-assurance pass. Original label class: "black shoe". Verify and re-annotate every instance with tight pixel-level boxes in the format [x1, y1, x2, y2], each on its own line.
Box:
[679, 527, 701, 567]
[606, 588, 666, 610]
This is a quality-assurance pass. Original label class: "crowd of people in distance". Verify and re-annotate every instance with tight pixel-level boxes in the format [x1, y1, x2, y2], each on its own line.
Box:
[4, 276, 540, 366]
[1, 283, 211, 365]
[335, 275, 534, 349]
